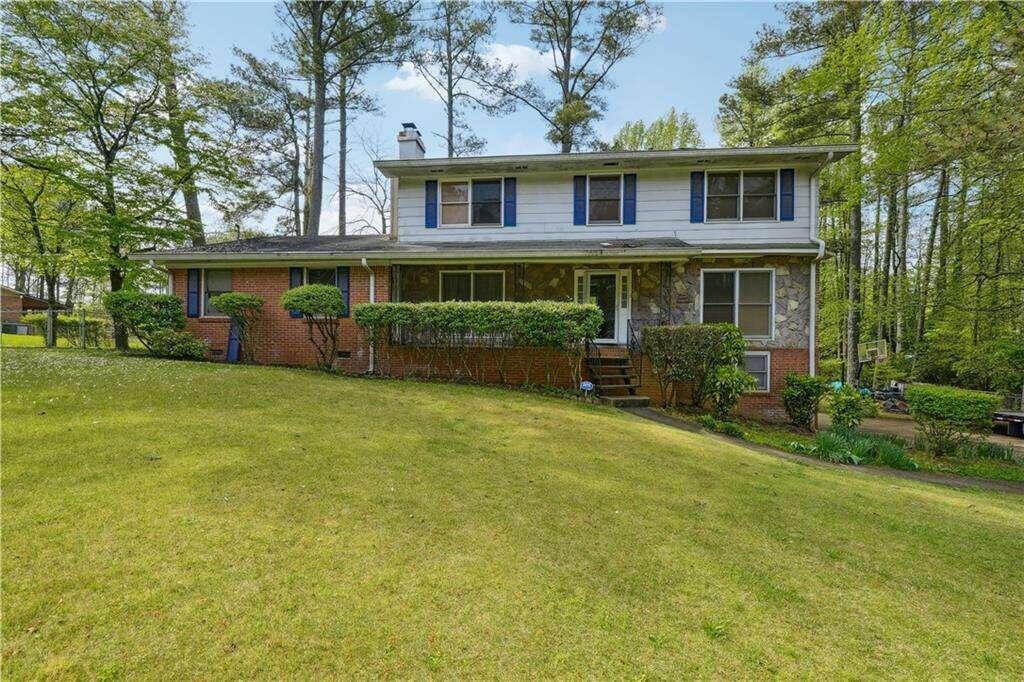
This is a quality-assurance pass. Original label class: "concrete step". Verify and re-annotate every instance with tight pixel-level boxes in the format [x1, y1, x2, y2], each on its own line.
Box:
[598, 395, 651, 408]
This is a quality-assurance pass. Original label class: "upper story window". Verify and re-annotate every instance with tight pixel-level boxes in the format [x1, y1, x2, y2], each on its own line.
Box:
[202, 269, 231, 317]
[588, 175, 621, 224]
[440, 179, 502, 227]
[707, 171, 777, 221]
[440, 270, 505, 301]
[702, 269, 774, 338]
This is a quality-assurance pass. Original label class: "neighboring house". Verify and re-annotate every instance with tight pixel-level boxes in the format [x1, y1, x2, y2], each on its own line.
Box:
[1, 285, 69, 333]
[133, 123, 854, 418]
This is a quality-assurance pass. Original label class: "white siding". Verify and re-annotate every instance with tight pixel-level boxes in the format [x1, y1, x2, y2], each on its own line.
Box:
[396, 166, 814, 244]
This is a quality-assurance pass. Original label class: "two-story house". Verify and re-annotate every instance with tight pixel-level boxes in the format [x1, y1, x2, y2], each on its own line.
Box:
[134, 123, 854, 417]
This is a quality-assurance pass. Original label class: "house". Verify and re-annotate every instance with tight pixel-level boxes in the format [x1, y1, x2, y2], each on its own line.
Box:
[1, 285, 70, 333]
[132, 123, 854, 418]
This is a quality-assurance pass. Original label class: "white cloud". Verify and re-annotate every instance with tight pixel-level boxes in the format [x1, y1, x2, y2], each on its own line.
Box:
[383, 43, 551, 103]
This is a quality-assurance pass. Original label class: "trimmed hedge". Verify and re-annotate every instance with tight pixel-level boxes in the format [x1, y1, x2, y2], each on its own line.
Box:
[353, 301, 603, 386]
[103, 290, 185, 352]
[21, 313, 108, 348]
[640, 323, 746, 407]
[905, 383, 1001, 456]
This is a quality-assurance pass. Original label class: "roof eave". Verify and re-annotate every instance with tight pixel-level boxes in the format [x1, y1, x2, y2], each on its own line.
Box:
[374, 144, 858, 178]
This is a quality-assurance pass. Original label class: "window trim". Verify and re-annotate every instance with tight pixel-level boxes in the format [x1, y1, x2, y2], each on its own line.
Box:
[699, 268, 776, 340]
[704, 169, 780, 223]
[586, 173, 624, 226]
[200, 268, 231, 318]
[438, 269, 506, 302]
[438, 178, 504, 228]
[744, 351, 771, 393]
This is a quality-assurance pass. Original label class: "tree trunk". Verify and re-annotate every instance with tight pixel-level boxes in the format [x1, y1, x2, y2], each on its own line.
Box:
[894, 178, 910, 352]
[163, 62, 204, 246]
[110, 266, 127, 350]
[844, 113, 863, 385]
[308, 66, 326, 236]
[915, 167, 946, 344]
[880, 182, 896, 344]
[337, 73, 347, 234]
[44, 275, 58, 348]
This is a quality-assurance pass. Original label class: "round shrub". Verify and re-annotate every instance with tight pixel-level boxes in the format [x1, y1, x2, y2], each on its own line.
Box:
[147, 329, 207, 360]
[781, 374, 828, 430]
[826, 385, 877, 430]
[905, 383, 1001, 456]
[209, 292, 264, 363]
[281, 284, 346, 318]
[711, 364, 757, 419]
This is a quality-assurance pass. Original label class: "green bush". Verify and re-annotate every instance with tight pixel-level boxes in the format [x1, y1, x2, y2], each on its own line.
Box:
[698, 414, 719, 430]
[281, 285, 346, 369]
[146, 329, 207, 360]
[781, 374, 828, 430]
[711, 364, 757, 419]
[353, 301, 603, 386]
[826, 385, 877, 430]
[21, 313, 108, 348]
[641, 323, 746, 407]
[905, 383, 1001, 456]
[959, 441, 1015, 462]
[810, 430, 861, 465]
[209, 292, 264, 363]
[103, 290, 185, 352]
[717, 421, 745, 438]
[817, 357, 843, 382]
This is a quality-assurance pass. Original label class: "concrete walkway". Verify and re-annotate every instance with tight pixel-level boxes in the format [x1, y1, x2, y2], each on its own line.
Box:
[621, 407, 1024, 496]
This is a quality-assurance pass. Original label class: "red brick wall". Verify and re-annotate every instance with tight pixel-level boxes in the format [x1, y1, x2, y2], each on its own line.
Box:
[170, 266, 390, 372]
[636, 347, 808, 421]
[169, 265, 808, 421]
[1, 288, 22, 323]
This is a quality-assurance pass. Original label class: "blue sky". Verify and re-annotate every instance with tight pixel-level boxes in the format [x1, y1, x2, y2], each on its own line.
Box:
[186, 1, 783, 232]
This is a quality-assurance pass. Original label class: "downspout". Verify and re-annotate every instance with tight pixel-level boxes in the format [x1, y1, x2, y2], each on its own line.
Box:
[361, 257, 375, 374]
[807, 151, 833, 376]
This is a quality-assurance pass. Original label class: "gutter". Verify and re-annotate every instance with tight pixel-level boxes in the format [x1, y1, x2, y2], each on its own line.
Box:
[361, 257, 375, 374]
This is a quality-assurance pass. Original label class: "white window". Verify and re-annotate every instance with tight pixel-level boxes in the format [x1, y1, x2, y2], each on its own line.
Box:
[588, 174, 622, 224]
[202, 269, 231, 317]
[305, 267, 335, 286]
[744, 352, 770, 392]
[701, 269, 774, 338]
[706, 171, 777, 221]
[439, 271, 505, 302]
[440, 179, 503, 227]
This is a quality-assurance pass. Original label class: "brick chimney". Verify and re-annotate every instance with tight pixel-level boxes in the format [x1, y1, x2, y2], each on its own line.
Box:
[397, 122, 425, 159]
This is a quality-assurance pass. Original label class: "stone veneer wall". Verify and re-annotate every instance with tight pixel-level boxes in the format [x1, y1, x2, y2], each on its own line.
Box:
[395, 257, 812, 349]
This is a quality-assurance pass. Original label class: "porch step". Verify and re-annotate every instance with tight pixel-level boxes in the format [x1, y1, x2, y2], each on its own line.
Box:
[599, 395, 651, 408]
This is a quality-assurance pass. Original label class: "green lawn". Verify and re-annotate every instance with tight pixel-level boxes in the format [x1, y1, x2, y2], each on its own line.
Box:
[1, 332, 68, 347]
[3, 348, 1024, 678]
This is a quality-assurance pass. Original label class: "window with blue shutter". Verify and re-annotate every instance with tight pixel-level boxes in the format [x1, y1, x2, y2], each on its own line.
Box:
[186, 268, 200, 317]
[690, 171, 705, 223]
[336, 266, 350, 317]
[779, 168, 795, 221]
[425, 180, 438, 228]
[573, 175, 586, 225]
[623, 173, 637, 225]
[288, 267, 303, 318]
[503, 177, 516, 227]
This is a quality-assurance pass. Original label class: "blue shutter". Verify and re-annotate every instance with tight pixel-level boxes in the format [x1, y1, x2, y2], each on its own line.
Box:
[186, 268, 199, 318]
[425, 180, 438, 228]
[503, 177, 516, 227]
[573, 175, 586, 225]
[623, 173, 637, 225]
[227, 320, 240, 363]
[288, 267, 303, 318]
[690, 171, 705, 223]
[779, 168, 795, 221]
[336, 266, 350, 318]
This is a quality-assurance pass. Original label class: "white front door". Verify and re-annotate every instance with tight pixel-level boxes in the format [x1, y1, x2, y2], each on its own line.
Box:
[575, 269, 631, 344]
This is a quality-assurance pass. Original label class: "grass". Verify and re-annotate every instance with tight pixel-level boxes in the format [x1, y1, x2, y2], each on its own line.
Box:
[671, 410, 1024, 484]
[1, 332, 68, 347]
[3, 347, 1024, 678]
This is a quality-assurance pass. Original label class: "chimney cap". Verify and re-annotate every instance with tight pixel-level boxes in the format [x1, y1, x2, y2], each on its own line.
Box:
[401, 122, 417, 130]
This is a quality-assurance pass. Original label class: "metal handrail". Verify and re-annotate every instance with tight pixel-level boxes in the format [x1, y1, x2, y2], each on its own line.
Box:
[627, 319, 643, 388]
